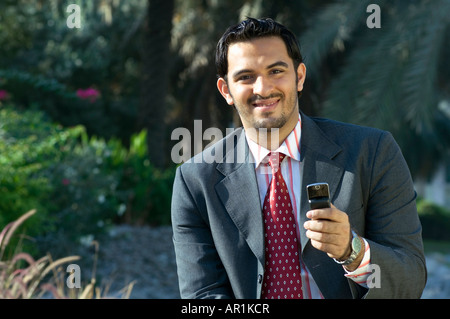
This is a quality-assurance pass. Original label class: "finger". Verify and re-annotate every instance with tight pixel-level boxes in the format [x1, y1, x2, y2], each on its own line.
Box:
[306, 209, 333, 222]
[305, 229, 342, 244]
[306, 231, 350, 258]
[303, 219, 338, 234]
[308, 237, 342, 257]
[306, 204, 347, 223]
[309, 239, 346, 259]
[304, 217, 351, 236]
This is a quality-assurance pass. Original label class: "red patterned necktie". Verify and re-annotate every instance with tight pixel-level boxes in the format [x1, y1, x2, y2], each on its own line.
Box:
[261, 152, 303, 299]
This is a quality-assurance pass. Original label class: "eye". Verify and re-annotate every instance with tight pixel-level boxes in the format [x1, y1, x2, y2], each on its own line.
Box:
[237, 74, 253, 82]
[270, 69, 284, 75]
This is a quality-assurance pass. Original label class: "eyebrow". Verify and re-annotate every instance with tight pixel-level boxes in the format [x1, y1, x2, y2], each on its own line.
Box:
[231, 61, 290, 80]
[267, 61, 289, 69]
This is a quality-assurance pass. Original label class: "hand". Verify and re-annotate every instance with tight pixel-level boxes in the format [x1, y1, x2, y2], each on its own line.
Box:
[303, 203, 352, 260]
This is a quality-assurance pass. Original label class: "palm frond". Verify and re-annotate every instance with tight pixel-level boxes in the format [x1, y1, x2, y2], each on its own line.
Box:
[322, 6, 408, 131]
[321, 0, 450, 177]
[399, 0, 450, 140]
[323, 0, 450, 131]
[299, 0, 383, 83]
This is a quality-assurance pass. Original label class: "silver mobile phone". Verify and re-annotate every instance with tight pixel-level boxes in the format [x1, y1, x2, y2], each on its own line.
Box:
[306, 183, 331, 210]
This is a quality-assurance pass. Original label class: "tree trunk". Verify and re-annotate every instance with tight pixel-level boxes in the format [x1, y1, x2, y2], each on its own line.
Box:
[137, 0, 174, 168]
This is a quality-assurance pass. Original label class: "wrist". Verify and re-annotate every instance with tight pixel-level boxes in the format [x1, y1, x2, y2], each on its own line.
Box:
[338, 230, 353, 261]
[343, 238, 365, 272]
[333, 230, 364, 268]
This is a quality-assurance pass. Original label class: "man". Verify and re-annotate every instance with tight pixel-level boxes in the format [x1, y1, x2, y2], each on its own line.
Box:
[171, 17, 426, 299]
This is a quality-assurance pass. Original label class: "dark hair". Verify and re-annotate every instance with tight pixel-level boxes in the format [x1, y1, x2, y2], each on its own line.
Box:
[215, 17, 303, 80]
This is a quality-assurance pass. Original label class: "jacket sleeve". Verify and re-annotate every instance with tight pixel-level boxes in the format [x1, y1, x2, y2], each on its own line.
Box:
[171, 165, 233, 299]
[362, 131, 427, 298]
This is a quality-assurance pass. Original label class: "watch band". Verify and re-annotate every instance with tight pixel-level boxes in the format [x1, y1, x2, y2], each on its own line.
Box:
[333, 230, 362, 265]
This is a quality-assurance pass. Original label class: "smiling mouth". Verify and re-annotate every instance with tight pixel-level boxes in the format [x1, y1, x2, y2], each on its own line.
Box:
[252, 98, 280, 109]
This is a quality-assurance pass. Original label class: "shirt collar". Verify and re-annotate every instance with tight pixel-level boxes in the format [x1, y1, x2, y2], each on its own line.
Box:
[246, 114, 302, 169]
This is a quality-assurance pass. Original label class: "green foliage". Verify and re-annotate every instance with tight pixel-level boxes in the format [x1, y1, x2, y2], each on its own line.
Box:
[417, 198, 450, 241]
[301, 0, 450, 178]
[105, 130, 176, 226]
[0, 105, 74, 248]
[2, 1, 446, 253]
[0, 69, 77, 101]
[0, 0, 146, 142]
[40, 133, 121, 247]
[2, 0, 448, 180]
[0, 105, 175, 257]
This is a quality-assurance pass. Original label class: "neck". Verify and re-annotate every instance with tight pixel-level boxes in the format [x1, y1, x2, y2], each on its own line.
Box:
[245, 113, 299, 151]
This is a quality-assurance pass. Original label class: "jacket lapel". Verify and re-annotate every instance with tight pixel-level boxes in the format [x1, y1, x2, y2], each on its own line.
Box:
[215, 129, 265, 266]
[298, 113, 344, 250]
[298, 113, 353, 298]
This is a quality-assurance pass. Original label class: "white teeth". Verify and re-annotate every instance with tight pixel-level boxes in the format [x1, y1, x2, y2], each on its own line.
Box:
[254, 100, 278, 107]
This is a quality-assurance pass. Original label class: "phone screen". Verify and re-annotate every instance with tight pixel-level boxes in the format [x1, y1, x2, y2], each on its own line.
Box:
[306, 183, 330, 209]
[307, 183, 330, 199]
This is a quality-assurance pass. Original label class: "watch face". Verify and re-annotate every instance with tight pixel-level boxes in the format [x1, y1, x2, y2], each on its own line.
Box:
[351, 235, 362, 254]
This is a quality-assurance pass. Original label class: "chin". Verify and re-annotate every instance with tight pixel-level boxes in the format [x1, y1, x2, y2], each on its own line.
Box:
[253, 117, 287, 130]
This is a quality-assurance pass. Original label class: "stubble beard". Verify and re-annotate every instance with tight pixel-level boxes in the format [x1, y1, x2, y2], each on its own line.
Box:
[235, 92, 298, 132]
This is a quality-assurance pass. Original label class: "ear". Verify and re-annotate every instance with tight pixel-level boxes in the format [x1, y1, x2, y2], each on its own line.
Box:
[296, 63, 307, 92]
[217, 77, 234, 105]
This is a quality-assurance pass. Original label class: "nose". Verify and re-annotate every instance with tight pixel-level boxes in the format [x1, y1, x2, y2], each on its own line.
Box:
[253, 75, 273, 97]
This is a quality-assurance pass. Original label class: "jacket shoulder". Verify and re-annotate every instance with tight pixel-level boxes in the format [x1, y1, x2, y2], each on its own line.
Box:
[303, 115, 397, 168]
[310, 116, 386, 142]
[177, 126, 246, 172]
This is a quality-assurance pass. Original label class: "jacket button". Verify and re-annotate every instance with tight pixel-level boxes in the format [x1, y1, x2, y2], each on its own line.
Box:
[258, 274, 263, 284]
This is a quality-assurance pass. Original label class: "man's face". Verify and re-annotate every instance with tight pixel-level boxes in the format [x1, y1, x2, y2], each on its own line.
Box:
[217, 36, 306, 133]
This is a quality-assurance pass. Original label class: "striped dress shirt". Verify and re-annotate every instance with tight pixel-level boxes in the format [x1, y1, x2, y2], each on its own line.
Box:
[246, 114, 371, 299]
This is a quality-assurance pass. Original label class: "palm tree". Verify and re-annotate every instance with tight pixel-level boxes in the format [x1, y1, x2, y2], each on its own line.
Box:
[168, 0, 334, 159]
[298, 0, 450, 179]
[137, 0, 175, 168]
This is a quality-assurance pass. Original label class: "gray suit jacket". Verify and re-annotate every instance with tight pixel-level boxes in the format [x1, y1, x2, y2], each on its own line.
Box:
[171, 113, 427, 299]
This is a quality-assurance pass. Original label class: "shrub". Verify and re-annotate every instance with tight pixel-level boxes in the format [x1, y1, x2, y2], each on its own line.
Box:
[0, 104, 175, 257]
[105, 130, 175, 226]
[36, 132, 121, 255]
[417, 198, 450, 241]
[0, 105, 73, 251]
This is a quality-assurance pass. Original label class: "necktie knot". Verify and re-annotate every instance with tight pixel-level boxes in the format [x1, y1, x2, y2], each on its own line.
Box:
[267, 152, 285, 173]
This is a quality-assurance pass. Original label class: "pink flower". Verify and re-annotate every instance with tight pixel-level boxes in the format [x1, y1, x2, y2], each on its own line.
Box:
[76, 88, 100, 103]
[62, 178, 70, 186]
[0, 90, 10, 101]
